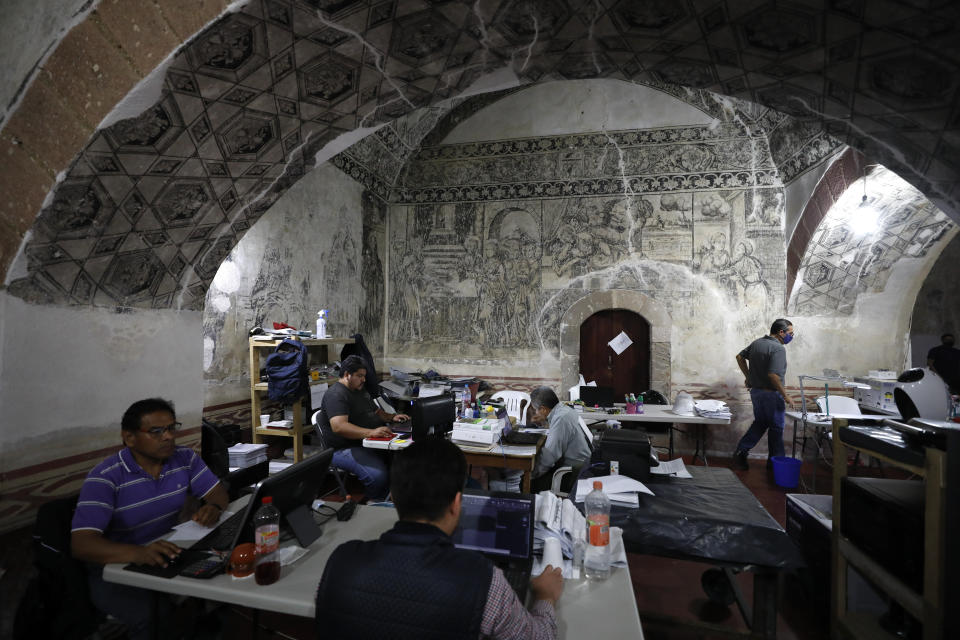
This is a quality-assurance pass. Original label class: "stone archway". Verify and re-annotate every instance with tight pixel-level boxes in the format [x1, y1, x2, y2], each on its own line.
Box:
[559, 289, 672, 400]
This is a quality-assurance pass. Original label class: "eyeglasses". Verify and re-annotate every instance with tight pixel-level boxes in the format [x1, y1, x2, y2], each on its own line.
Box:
[140, 422, 181, 438]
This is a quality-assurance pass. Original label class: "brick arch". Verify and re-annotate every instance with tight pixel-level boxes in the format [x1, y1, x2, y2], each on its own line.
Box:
[0, 0, 233, 281]
[785, 148, 865, 304]
[2, 1, 958, 307]
[559, 290, 672, 400]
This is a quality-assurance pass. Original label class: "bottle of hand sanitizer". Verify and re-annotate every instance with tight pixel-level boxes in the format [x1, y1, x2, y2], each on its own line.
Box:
[316, 310, 327, 338]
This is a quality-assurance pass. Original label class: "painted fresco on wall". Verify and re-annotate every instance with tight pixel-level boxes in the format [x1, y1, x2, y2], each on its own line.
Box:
[386, 121, 788, 359]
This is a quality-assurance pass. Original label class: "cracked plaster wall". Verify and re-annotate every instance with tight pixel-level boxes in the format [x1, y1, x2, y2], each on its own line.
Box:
[201, 162, 383, 407]
[382, 87, 788, 408]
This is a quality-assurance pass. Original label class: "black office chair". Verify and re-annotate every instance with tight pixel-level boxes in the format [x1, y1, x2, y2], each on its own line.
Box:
[14, 495, 104, 640]
[312, 410, 348, 498]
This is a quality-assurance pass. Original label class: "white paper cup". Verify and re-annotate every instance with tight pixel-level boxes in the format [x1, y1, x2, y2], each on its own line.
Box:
[260, 414, 271, 426]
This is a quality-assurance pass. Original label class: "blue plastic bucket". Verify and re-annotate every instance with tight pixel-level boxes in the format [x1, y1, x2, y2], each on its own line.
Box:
[771, 456, 802, 489]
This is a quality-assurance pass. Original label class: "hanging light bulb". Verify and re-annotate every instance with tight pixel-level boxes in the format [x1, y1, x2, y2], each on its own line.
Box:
[851, 165, 880, 235]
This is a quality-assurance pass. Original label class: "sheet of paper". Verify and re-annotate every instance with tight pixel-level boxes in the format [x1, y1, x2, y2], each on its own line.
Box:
[165, 510, 236, 544]
[575, 474, 654, 501]
[649, 457, 693, 478]
[310, 383, 328, 411]
[607, 331, 633, 355]
[417, 384, 444, 398]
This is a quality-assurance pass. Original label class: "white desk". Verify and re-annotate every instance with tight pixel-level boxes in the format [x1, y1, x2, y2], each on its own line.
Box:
[785, 411, 898, 492]
[103, 504, 643, 638]
[579, 404, 731, 463]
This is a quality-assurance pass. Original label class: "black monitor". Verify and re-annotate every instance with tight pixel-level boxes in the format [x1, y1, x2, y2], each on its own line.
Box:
[580, 385, 615, 408]
[201, 422, 230, 479]
[408, 394, 457, 441]
[240, 448, 333, 547]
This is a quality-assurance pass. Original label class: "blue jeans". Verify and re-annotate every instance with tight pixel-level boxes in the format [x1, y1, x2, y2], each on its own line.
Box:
[333, 446, 390, 501]
[736, 388, 786, 458]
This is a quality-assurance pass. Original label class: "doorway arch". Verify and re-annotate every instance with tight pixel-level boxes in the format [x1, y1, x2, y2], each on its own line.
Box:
[559, 290, 673, 400]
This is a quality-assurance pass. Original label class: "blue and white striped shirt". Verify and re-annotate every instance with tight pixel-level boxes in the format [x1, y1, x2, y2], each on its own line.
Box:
[71, 446, 219, 546]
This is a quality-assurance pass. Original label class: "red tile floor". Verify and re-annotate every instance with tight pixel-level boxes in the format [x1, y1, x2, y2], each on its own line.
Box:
[2, 453, 886, 639]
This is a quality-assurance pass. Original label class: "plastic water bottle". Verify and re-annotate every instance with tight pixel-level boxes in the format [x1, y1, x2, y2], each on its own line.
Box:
[461, 385, 471, 418]
[316, 310, 327, 338]
[584, 480, 611, 580]
[254, 496, 281, 585]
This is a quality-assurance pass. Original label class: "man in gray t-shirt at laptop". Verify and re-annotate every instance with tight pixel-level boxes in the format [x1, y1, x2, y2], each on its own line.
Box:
[732, 319, 795, 470]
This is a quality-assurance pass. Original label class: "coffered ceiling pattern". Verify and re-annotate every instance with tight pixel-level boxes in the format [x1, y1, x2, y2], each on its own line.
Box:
[8, 0, 959, 310]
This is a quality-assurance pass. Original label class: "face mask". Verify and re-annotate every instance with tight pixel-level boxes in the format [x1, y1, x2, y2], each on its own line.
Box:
[781, 332, 793, 345]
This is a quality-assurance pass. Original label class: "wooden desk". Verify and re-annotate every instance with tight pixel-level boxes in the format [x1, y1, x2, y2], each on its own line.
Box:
[362, 437, 543, 493]
[460, 441, 543, 493]
[103, 502, 644, 639]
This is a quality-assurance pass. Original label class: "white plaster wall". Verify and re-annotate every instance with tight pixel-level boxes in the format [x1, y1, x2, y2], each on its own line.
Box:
[442, 80, 714, 143]
[202, 163, 370, 407]
[0, 291, 203, 472]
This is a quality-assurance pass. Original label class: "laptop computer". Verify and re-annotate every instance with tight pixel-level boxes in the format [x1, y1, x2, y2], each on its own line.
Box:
[125, 449, 333, 579]
[580, 385, 615, 409]
[498, 408, 543, 446]
[452, 490, 536, 602]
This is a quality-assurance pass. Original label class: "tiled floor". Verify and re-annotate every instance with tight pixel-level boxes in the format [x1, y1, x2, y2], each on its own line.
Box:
[2, 453, 885, 639]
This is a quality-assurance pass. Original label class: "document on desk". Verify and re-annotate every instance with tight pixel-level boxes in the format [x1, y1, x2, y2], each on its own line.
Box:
[494, 443, 538, 455]
[165, 510, 237, 544]
[575, 474, 654, 505]
[649, 458, 693, 478]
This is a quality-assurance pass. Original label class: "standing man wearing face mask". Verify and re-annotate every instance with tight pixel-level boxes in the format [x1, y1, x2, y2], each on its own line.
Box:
[732, 318, 795, 471]
[927, 333, 959, 393]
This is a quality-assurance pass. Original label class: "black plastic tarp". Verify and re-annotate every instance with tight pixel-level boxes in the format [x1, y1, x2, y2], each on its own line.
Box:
[612, 466, 805, 569]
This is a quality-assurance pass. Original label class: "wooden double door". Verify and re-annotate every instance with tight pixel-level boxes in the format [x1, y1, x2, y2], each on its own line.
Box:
[579, 309, 650, 400]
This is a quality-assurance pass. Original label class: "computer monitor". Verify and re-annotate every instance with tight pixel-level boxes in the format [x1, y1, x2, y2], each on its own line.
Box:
[242, 448, 334, 547]
[580, 385, 615, 408]
[408, 394, 457, 441]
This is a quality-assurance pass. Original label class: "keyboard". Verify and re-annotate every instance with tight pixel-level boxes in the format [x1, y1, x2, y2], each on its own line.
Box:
[123, 509, 247, 579]
[502, 565, 530, 603]
[503, 431, 542, 446]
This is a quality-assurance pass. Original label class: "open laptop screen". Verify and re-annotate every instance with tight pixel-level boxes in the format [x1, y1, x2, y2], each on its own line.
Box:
[452, 491, 534, 560]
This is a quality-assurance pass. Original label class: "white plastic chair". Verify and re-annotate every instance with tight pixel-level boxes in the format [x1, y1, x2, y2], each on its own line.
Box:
[815, 395, 861, 415]
[491, 390, 531, 426]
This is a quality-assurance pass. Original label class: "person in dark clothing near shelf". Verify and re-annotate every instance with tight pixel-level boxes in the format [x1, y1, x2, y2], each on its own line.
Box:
[315, 437, 563, 640]
[927, 333, 959, 393]
[732, 319, 795, 471]
[316, 355, 410, 501]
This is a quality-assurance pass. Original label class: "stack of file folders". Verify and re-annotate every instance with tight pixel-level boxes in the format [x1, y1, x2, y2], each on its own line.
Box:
[694, 399, 732, 419]
[228, 443, 269, 468]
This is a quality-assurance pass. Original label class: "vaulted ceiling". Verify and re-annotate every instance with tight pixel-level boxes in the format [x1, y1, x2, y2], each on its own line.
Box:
[2, 0, 958, 310]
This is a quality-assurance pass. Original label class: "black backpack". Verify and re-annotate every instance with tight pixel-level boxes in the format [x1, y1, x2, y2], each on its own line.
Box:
[266, 338, 309, 403]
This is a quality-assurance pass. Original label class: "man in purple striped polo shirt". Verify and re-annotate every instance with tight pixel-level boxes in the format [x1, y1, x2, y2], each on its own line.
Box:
[71, 398, 228, 640]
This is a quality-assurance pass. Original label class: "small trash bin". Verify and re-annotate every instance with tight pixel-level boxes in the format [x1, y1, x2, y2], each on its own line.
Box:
[772, 456, 802, 489]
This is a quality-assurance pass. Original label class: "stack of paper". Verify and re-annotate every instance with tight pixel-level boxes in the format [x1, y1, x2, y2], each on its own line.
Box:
[265, 419, 294, 429]
[574, 474, 654, 507]
[533, 491, 585, 559]
[451, 417, 501, 445]
[228, 443, 268, 468]
[695, 399, 732, 419]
